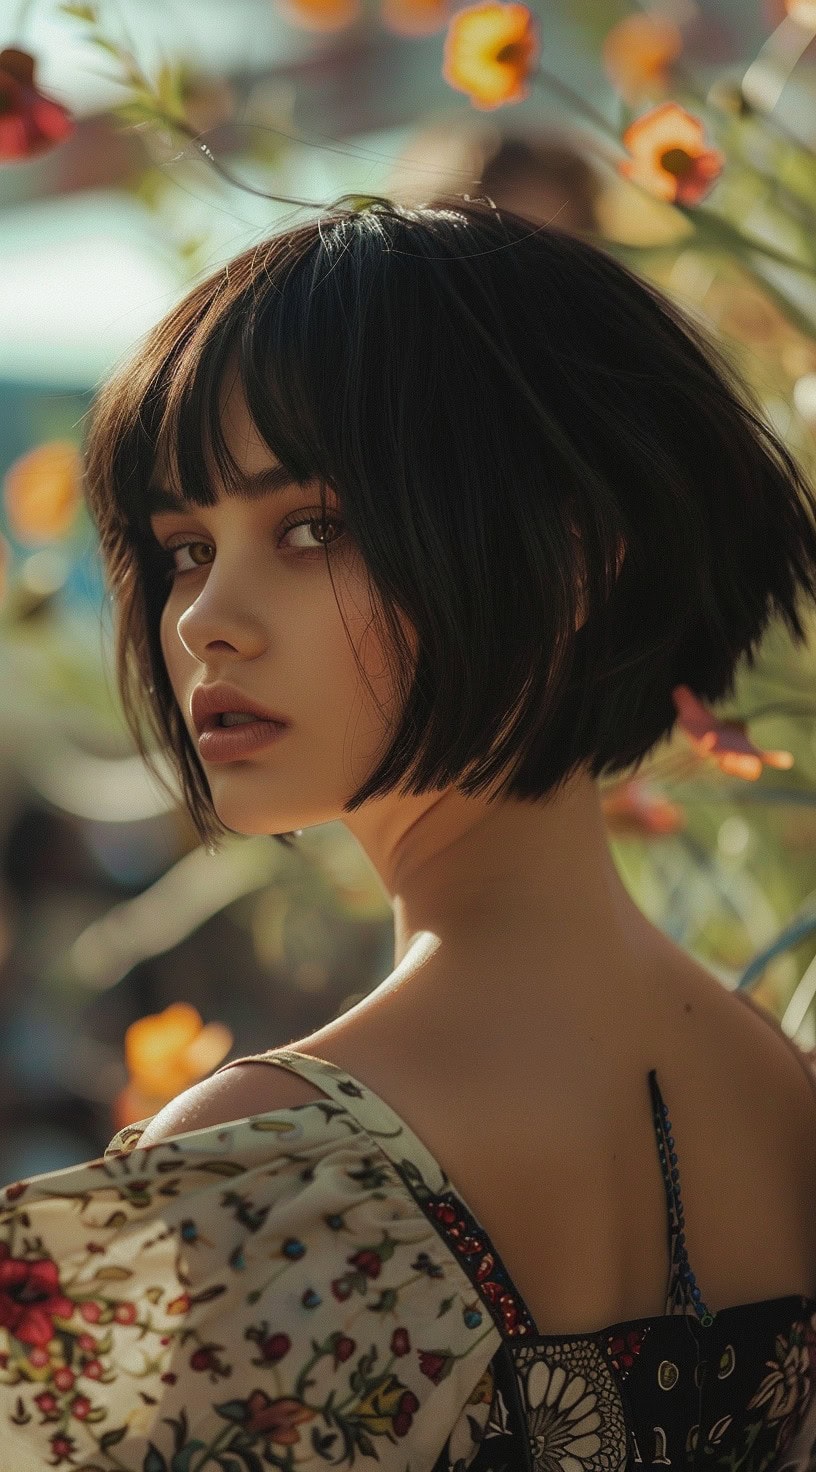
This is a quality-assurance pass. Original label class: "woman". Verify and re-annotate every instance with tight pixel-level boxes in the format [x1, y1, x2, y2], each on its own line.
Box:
[3, 196, 816, 1471]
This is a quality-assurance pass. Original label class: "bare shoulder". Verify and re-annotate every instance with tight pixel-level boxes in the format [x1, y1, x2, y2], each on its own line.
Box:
[135, 1056, 329, 1148]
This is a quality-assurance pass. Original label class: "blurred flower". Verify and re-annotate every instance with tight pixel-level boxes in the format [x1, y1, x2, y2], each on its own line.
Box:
[442, 2, 540, 111]
[601, 778, 686, 837]
[0, 48, 74, 162]
[618, 102, 725, 206]
[120, 1002, 233, 1117]
[381, 0, 453, 36]
[3, 441, 83, 545]
[785, 0, 816, 24]
[271, 0, 361, 33]
[672, 684, 794, 780]
[602, 13, 683, 104]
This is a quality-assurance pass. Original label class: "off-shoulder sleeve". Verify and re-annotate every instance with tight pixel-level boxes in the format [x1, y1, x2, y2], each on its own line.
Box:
[0, 1099, 500, 1471]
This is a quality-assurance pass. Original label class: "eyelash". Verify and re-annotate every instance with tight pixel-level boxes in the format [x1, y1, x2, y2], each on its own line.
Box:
[159, 514, 346, 578]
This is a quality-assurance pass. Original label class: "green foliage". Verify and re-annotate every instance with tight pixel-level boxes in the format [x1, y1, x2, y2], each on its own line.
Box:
[57, 1, 99, 20]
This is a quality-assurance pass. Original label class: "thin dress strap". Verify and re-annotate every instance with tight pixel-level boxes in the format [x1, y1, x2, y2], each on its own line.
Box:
[648, 1068, 714, 1326]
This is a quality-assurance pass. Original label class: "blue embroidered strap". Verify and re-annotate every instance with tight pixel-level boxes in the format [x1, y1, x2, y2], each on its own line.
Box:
[648, 1068, 714, 1326]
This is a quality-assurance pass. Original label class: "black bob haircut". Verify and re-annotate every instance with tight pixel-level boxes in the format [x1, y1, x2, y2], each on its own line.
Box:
[82, 194, 816, 854]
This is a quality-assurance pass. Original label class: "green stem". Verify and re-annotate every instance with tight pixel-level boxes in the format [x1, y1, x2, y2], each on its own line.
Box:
[87, 1439, 133, 1472]
[189, 1418, 242, 1472]
[533, 66, 620, 141]
[610, 227, 816, 338]
[679, 202, 816, 274]
[161, 112, 404, 218]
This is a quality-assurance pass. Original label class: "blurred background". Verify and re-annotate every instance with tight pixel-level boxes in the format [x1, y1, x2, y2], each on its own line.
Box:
[1, 0, 816, 1179]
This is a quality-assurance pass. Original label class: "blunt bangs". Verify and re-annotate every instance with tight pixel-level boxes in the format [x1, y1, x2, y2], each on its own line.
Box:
[81, 194, 816, 854]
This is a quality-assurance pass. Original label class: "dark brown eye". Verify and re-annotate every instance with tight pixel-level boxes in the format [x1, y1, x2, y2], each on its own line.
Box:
[278, 516, 346, 553]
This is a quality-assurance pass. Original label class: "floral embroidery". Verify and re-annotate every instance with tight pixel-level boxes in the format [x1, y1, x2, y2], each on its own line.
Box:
[0, 1048, 814, 1471]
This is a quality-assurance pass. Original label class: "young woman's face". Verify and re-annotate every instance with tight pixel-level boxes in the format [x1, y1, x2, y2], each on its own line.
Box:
[154, 363, 408, 840]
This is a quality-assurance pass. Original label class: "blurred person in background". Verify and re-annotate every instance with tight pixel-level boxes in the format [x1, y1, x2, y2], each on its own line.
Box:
[384, 118, 604, 233]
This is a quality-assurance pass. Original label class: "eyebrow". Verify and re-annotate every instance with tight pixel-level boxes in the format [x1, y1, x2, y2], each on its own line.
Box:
[145, 464, 300, 515]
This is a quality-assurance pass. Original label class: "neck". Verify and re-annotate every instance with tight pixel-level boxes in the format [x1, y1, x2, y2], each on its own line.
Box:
[343, 768, 668, 1030]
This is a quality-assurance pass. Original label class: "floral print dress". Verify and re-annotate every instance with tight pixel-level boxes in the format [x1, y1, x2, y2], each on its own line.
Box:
[1, 992, 816, 1471]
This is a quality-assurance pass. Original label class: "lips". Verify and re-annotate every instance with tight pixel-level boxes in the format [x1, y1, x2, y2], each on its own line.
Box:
[191, 682, 289, 737]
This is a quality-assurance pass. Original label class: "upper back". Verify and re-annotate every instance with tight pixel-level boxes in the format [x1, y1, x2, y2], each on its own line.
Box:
[231, 952, 816, 1339]
[210, 959, 816, 1472]
[433, 965, 816, 1336]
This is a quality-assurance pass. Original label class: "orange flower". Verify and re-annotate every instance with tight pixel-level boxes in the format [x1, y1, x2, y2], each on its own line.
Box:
[619, 102, 725, 206]
[601, 778, 685, 837]
[785, 1, 816, 22]
[0, 48, 74, 162]
[272, 0, 360, 32]
[602, 14, 683, 103]
[3, 441, 83, 545]
[672, 684, 794, 780]
[167, 1293, 192, 1316]
[124, 1002, 232, 1104]
[442, 2, 539, 111]
[382, 0, 453, 36]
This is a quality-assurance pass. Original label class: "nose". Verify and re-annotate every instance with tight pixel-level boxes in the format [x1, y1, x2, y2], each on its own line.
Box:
[174, 582, 268, 664]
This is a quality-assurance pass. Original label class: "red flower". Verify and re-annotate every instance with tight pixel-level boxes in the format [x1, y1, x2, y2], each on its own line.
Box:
[190, 1348, 212, 1371]
[0, 48, 74, 162]
[348, 1248, 381, 1278]
[418, 1349, 450, 1383]
[34, 1390, 59, 1417]
[608, 1326, 645, 1370]
[393, 1388, 420, 1435]
[332, 1334, 355, 1363]
[0, 1244, 74, 1347]
[672, 684, 794, 780]
[49, 1434, 77, 1465]
[260, 1332, 291, 1362]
